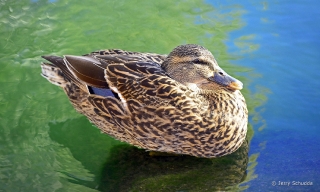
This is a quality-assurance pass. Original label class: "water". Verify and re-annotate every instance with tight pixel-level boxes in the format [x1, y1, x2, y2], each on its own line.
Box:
[0, 0, 319, 191]
[229, 0, 320, 191]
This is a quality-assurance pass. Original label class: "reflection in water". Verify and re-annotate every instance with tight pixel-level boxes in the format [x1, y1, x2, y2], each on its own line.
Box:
[100, 141, 248, 192]
[49, 118, 249, 191]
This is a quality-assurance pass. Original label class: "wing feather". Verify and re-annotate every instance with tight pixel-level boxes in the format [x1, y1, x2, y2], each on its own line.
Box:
[84, 61, 208, 153]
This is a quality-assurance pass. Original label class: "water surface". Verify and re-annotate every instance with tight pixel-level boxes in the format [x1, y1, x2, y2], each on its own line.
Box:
[0, 0, 319, 191]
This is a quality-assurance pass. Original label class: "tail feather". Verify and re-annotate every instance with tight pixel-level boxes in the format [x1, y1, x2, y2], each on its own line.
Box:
[41, 55, 119, 98]
[41, 62, 68, 87]
[41, 56, 86, 90]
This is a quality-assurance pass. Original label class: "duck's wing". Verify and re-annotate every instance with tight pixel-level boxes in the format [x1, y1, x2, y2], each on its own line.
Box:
[85, 60, 208, 154]
[42, 48, 166, 86]
[103, 61, 201, 110]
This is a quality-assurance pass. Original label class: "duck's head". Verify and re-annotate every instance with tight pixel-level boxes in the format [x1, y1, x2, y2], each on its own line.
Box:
[162, 44, 243, 92]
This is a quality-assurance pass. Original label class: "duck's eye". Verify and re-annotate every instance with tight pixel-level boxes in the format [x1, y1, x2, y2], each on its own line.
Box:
[193, 59, 208, 65]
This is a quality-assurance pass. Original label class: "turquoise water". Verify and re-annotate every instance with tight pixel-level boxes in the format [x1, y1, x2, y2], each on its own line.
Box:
[0, 0, 319, 191]
[231, 0, 320, 191]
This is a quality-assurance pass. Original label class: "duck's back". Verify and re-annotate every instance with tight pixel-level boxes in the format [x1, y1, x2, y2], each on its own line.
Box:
[85, 49, 167, 65]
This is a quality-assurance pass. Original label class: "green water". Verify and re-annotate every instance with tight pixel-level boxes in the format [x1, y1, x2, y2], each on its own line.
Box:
[0, 0, 265, 191]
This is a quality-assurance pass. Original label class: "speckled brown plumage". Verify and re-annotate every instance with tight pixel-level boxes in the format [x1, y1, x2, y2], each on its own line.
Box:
[41, 44, 248, 158]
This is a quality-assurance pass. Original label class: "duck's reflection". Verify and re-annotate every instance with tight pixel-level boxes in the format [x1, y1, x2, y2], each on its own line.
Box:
[99, 140, 248, 191]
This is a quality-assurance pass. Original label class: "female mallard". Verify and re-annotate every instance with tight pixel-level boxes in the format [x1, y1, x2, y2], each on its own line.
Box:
[41, 44, 248, 158]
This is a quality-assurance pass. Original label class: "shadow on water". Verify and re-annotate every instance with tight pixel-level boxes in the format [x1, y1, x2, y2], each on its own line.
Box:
[49, 118, 249, 192]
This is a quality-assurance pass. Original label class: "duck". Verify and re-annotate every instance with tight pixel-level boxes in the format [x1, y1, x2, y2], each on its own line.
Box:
[41, 44, 248, 158]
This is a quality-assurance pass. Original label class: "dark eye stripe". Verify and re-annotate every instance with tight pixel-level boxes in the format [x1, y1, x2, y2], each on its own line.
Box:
[193, 59, 208, 65]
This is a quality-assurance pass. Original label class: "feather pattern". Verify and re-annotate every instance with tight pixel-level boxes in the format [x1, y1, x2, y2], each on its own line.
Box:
[41, 44, 248, 158]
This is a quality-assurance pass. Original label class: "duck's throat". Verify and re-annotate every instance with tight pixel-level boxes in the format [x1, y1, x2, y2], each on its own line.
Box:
[205, 90, 247, 120]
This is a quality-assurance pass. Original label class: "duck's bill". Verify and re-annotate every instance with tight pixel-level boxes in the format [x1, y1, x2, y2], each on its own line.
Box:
[208, 70, 243, 90]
